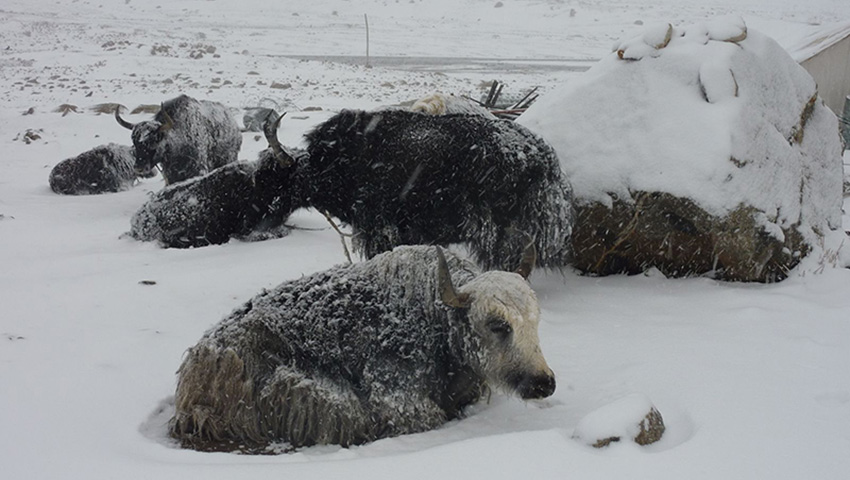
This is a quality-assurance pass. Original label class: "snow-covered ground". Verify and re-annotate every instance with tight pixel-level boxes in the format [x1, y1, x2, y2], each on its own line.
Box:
[1, 1, 849, 479]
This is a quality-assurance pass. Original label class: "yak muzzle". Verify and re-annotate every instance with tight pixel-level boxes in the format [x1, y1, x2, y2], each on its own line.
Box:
[517, 373, 556, 400]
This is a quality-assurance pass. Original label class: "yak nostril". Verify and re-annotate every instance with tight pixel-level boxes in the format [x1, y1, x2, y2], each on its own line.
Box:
[519, 374, 556, 400]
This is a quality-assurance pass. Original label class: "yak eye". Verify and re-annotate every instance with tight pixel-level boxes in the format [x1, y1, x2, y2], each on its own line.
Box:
[487, 318, 512, 340]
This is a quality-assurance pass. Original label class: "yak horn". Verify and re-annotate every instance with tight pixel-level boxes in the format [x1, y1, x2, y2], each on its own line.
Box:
[158, 104, 174, 132]
[436, 246, 470, 309]
[515, 238, 537, 280]
[263, 112, 296, 167]
[114, 106, 135, 130]
[509, 229, 537, 280]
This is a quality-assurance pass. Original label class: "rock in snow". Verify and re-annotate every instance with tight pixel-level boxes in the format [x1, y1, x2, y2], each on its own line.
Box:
[572, 393, 666, 448]
[519, 18, 844, 282]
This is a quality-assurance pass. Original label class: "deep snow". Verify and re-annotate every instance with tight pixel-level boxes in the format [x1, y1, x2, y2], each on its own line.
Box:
[1, 1, 850, 479]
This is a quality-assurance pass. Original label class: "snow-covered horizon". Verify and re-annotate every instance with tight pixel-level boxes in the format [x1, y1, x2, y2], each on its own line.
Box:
[2, 1, 850, 479]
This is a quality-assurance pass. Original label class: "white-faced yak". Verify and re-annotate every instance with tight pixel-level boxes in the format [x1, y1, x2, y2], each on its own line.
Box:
[131, 110, 574, 272]
[48, 143, 139, 195]
[114, 94, 241, 185]
[170, 244, 555, 452]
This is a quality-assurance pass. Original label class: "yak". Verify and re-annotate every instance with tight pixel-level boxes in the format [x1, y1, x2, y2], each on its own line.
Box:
[278, 109, 574, 272]
[170, 244, 555, 451]
[48, 143, 140, 195]
[114, 94, 241, 185]
[129, 116, 304, 247]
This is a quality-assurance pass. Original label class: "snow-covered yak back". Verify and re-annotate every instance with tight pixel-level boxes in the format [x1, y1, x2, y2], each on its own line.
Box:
[171, 245, 555, 451]
[115, 94, 241, 185]
[278, 109, 574, 272]
[48, 143, 138, 195]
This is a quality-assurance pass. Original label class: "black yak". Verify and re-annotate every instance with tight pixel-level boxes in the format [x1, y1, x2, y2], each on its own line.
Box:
[287, 109, 574, 272]
[129, 116, 304, 247]
[170, 244, 555, 451]
[114, 94, 241, 185]
[48, 143, 138, 195]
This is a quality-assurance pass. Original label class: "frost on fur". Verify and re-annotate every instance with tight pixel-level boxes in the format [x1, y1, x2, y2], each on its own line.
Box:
[171, 245, 555, 451]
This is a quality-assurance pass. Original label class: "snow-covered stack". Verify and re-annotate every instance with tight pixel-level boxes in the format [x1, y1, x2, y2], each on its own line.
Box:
[518, 19, 844, 282]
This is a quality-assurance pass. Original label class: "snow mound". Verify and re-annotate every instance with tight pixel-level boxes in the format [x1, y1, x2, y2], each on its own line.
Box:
[519, 19, 845, 281]
[572, 393, 665, 448]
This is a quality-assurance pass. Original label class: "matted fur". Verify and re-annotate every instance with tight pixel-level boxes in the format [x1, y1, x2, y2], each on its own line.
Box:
[171, 246, 555, 451]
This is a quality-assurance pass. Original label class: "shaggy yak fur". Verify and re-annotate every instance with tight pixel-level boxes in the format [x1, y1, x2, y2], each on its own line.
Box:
[293, 110, 574, 272]
[49, 143, 140, 195]
[130, 110, 574, 272]
[170, 245, 556, 451]
[115, 94, 241, 185]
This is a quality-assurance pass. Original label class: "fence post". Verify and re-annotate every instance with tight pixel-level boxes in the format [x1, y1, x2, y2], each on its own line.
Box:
[365, 14, 371, 68]
[842, 95, 850, 149]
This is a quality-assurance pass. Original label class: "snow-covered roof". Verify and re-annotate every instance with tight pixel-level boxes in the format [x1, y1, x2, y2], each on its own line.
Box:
[785, 20, 850, 63]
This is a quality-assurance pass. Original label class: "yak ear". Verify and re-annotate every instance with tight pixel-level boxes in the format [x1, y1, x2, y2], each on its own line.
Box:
[436, 246, 470, 309]
[158, 103, 174, 132]
[515, 238, 537, 280]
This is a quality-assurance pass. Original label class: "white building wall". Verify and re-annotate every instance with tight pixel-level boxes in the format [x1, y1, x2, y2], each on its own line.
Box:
[800, 34, 850, 122]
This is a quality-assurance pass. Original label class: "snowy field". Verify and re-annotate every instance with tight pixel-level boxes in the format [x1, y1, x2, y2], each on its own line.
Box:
[2, 1, 850, 479]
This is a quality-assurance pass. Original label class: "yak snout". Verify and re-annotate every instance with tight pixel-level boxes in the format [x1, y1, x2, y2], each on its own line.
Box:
[514, 372, 556, 400]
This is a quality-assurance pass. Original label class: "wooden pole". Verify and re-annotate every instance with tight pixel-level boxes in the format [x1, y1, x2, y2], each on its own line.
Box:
[365, 14, 371, 68]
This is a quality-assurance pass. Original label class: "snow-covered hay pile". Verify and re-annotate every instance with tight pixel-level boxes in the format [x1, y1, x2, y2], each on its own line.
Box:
[519, 18, 844, 282]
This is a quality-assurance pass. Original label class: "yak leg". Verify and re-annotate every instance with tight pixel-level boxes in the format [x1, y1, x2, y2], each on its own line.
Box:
[351, 222, 402, 259]
[170, 346, 260, 451]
